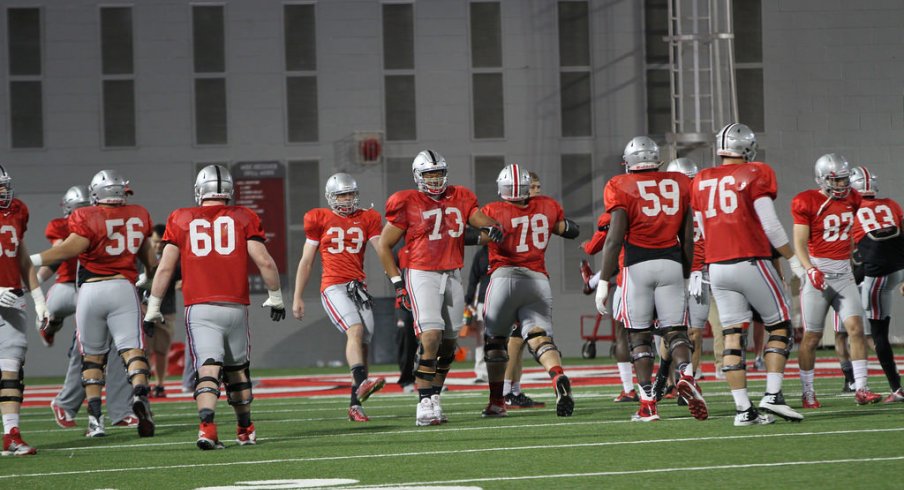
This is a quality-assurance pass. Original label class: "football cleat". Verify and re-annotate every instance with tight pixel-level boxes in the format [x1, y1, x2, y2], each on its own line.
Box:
[734, 407, 775, 427]
[151, 385, 167, 398]
[430, 394, 448, 423]
[662, 385, 677, 400]
[416, 398, 441, 426]
[355, 377, 386, 404]
[842, 381, 856, 393]
[131, 395, 155, 437]
[236, 423, 257, 446]
[481, 400, 508, 418]
[504, 392, 546, 409]
[112, 415, 139, 427]
[39, 327, 55, 347]
[883, 388, 904, 403]
[758, 392, 803, 422]
[677, 375, 708, 421]
[580, 260, 594, 295]
[197, 422, 225, 450]
[347, 405, 369, 422]
[85, 415, 106, 438]
[2, 428, 36, 456]
[651, 371, 669, 401]
[50, 399, 76, 428]
[632, 399, 659, 422]
[613, 390, 639, 403]
[801, 391, 821, 409]
[554, 375, 574, 417]
[855, 388, 882, 405]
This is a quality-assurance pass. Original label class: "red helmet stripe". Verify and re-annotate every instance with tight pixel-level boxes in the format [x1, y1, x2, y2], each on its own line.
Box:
[512, 164, 520, 198]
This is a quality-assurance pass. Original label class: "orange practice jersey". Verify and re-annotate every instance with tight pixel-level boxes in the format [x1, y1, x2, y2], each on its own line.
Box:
[482, 195, 564, 275]
[0, 199, 29, 288]
[163, 205, 265, 306]
[791, 189, 861, 261]
[45, 217, 78, 283]
[604, 171, 691, 249]
[304, 208, 382, 291]
[68, 204, 151, 283]
[852, 197, 902, 244]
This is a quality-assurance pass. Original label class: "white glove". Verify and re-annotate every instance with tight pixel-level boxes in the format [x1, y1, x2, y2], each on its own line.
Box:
[595, 283, 609, 316]
[0, 287, 20, 308]
[688, 271, 704, 299]
[135, 272, 150, 290]
[30, 287, 49, 330]
[143, 295, 164, 324]
[788, 256, 806, 279]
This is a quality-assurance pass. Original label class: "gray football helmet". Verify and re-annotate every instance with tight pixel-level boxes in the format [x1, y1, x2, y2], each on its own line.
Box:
[497, 164, 531, 202]
[194, 164, 234, 204]
[0, 164, 12, 209]
[715, 123, 757, 161]
[849, 166, 877, 197]
[412, 150, 448, 195]
[814, 153, 851, 199]
[61, 185, 90, 217]
[665, 157, 699, 178]
[622, 136, 661, 172]
[325, 172, 360, 215]
[89, 169, 129, 205]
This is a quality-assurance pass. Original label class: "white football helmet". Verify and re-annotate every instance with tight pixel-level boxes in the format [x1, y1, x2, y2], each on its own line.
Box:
[849, 166, 877, 197]
[61, 185, 90, 217]
[814, 153, 851, 199]
[715, 123, 757, 161]
[622, 136, 661, 172]
[89, 169, 129, 205]
[325, 172, 359, 215]
[665, 157, 699, 178]
[194, 164, 234, 204]
[497, 164, 531, 202]
[412, 150, 448, 195]
[0, 164, 12, 209]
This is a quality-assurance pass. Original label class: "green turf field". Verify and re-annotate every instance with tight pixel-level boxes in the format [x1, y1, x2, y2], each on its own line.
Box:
[2, 372, 902, 490]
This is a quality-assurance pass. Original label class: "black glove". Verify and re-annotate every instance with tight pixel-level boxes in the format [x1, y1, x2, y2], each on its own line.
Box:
[481, 224, 504, 243]
[142, 320, 156, 338]
[393, 278, 412, 311]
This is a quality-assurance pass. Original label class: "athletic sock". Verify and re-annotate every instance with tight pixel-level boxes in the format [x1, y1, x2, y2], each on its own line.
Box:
[237, 412, 252, 428]
[840, 360, 854, 386]
[87, 398, 103, 418]
[617, 362, 634, 392]
[199, 408, 215, 423]
[2, 414, 19, 434]
[350, 364, 367, 405]
[731, 389, 751, 411]
[799, 369, 815, 394]
[765, 372, 784, 394]
[511, 381, 522, 396]
[418, 388, 433, 401]
[548, 366, 564, 379]
[852, 359, 869, 390]
[503, 379, 513, 396]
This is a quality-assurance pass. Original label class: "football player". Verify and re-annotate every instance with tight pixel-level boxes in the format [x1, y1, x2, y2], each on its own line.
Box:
[145, 165, 285, 450]
[144, 224, 180, 398]
[31, 169, 156, 439]
[849, 166, 902, 402]
[596, 137, 707, 422]
[0, 164, 47, 456]
[293, 173, 386, 422]
[42, 186, 134, 431]
[792, 154, 882, 407]
[375, 149, 503, 426]
[480, 164, 579, 417]
[691, 123, 802, 426]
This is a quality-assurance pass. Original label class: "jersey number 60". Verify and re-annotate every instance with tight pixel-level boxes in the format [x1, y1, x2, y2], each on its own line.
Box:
[189, 216, 236, 256]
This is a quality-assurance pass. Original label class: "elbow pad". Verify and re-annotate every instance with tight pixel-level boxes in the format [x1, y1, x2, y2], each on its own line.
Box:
[561, 219, 580, 239]
[463, 227, 481, 246]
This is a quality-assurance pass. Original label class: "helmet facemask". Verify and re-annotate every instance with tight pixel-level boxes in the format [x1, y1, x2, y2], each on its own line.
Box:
[0, 176, 12, 209]
[327, 190, 359, 216]
[819, 174, 851, 199]
[416, 169, 448, 196]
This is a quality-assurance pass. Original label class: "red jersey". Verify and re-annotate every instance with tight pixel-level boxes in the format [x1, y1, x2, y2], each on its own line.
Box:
[852, 197, 902, 244]
[68, 204, 151, 283]
[481, 196, 564, 275]
[0, 199, 29, 288]
[791, 189, 861, 260]
[604, 171, 690, 267]
[45, 217, 78, 283]
[691, 162, 778, 263]
[304, 208, 382, 291]
[163, 205, 266, 306]
[385, 186, 479, 271]
[583, 213, 611, 256]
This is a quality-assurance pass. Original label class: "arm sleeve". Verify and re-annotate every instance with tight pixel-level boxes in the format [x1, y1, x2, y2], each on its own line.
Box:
[754, 196, 790, 248]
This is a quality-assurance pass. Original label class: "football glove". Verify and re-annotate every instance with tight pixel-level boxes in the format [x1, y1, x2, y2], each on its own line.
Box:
[30, 287, 49, 331]
[0, 287, 22, 308]
[595, 283, 609, 317]
[481, 224, 504, 243]
[806, 267, 826, 291]
[262, 289, 286, 321]
[143, 295, 164, 324]
[392, 277, 412, 311]
[788, 256, 806, 280]
[688, 271, 704, 299]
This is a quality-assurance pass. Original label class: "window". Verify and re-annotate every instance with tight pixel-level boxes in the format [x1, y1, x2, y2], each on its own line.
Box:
[643, 0, 670, 135]
[192, 5, 227, 145]
[288, 160, 322, 292]
[474, 155, 505, 205]
[7, 8, 43, 148]
[560, 154, 594, 292]
[558, 1, 592, 137]
[284, 3, 318, 142]
[733, 0, 764, 131]
[383, 3, 416, 141]
[470, 2, 504, 139]
[384, 157, 413, 198]
[100, 7, 136, 147]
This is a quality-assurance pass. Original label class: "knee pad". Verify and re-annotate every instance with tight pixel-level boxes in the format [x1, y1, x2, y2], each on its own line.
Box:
[525, 330, 558, 363]
[435, 341, 457, 376]
[763, 321, 792, 358]
[81, 354, 108, 387]
[415, 358, 437, 381]
[119, 348, 151, 384]
[0, 367, 25, 404]
[664, 327, 693, 355]
[194, 358, 223, 400]
[224, 362, 253, 407]
[483, 336, 509, 363]
[628, 330, 655, 363]
[721, 326, 747, 372]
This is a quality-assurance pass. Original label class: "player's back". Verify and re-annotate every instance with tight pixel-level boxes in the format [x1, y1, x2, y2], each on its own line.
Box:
[483, 195, 564, 275]
[852, 197, 904, 276]
[165, 205, 265, 306]
[692, 162, 776, 263]
[0, 198, 29, 287]
[68, 203, 151, 282]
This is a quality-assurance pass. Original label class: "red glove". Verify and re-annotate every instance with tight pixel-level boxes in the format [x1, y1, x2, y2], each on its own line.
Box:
[806, 267, 826, 291]
[393, 279, 412, 311]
